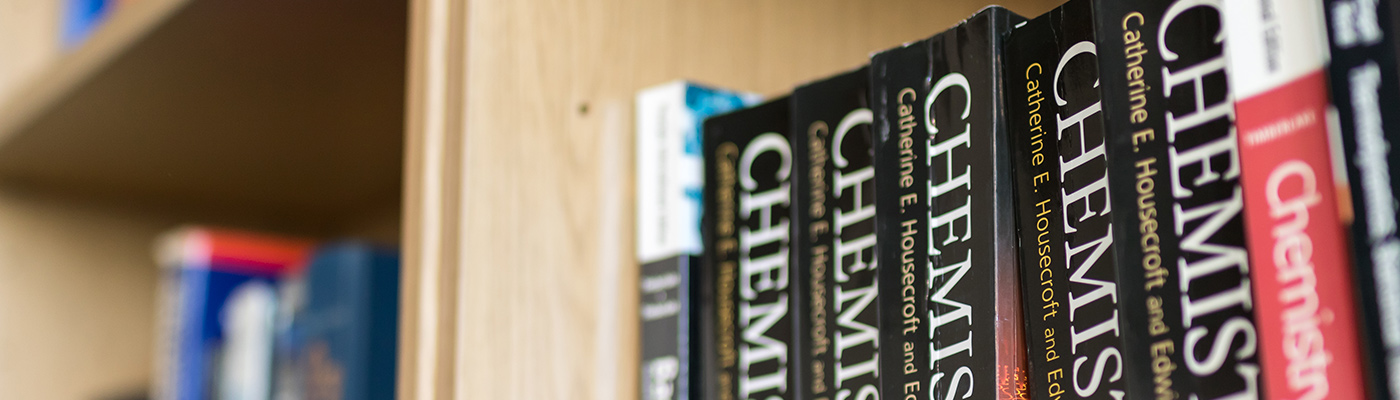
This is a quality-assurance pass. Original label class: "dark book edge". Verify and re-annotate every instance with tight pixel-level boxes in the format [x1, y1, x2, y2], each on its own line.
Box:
[1322, 0, 1400, 398]
[703, 98, 799, 400]
[792, 67, 881, 400]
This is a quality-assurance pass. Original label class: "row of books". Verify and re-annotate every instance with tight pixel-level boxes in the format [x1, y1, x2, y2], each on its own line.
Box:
[635, 0, 1400, 399]
[151, 227, 398, 400]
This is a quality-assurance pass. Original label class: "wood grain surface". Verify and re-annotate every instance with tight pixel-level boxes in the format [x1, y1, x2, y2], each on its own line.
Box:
[407, 1, 1062, 398]
[401, 0, 469, 399]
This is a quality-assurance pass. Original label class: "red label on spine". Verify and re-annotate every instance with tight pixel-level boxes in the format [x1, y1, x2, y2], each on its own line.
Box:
[1235, 70, 1365, 400]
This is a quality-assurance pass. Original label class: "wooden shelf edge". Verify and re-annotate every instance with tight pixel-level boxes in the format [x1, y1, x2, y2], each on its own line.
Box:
[0, 0, 189, 148]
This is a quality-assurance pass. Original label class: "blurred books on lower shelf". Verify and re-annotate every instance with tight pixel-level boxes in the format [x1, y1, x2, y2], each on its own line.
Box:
[296, 242, 400, 400]
[152, 227, 399, 400]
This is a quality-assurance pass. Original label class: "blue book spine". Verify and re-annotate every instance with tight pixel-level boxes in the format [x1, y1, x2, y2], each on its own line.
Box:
[163, 266, 281, 400]
[301, 242, 400, 400]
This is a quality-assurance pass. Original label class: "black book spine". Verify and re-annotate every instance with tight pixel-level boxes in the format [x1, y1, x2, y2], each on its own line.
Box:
[641, 256, 697, 400]
[1322, 0, 1400, 397]
[871, 8, 1030, 400]
[792, 68, 881, 400]
[1092, 1, 1262, 399]
[871, 33, 933, 400]
[1002, 1, 1128, 399]
[703, 98, 798, 400]
[922, 8, 1032, 400]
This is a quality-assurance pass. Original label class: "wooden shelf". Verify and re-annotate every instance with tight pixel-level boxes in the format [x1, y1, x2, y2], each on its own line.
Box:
[0, 2, 409, 398]
[0, 0, 408, 235]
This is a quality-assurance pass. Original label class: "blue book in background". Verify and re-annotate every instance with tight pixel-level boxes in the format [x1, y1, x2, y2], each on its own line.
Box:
[62, 0, 114, 49]
[154, 227, 315, 400]
[299, 242, 400, 400]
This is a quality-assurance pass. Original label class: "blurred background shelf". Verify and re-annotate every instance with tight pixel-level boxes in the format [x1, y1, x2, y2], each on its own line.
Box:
[0, 0, 406, 235]
[0, 0, 407, 398]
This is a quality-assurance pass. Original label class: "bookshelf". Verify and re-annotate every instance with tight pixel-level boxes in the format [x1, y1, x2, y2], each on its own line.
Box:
[0, 0, 406, 398]
[0, 0, 1076, 398]
[401, 0, 1062, 399]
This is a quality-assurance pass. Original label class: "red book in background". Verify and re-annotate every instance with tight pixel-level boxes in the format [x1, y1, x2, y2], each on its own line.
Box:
[1221, 0, 1367, 398]
[164, 227, 317, 275]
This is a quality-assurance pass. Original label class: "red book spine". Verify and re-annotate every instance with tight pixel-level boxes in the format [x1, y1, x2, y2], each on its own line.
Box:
[1223, 0, 1367, 397]
[1235, 71, 1366, 400]
[159, 226, 315, 276]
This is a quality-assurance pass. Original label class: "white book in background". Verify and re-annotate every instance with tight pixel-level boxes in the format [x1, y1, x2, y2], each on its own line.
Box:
[635, 81, 761, 263]
[220, 282, 276, 400]
[634, 81, 759, 400]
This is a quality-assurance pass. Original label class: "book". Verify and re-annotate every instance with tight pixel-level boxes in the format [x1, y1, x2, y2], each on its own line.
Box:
[273, 271, 306, 400]
[62, 0, 115, 49]
[1219, 0, 1369, 398]
[1002, 0, 1128, 398]
[1092, 1, 1262, 398]
[152, 227, 315, 400]
[870, 7, 1028, 400]
[298, 242, 400, 400]
[790, 67, 880, 400]
[641, 255, 700, 400]
[636, 81, 761, 400]
[870, 33, 934, 400]
[1321, 0, 1400, 397]
[637, 82, 764, 264]
[702, 98, 797, 400]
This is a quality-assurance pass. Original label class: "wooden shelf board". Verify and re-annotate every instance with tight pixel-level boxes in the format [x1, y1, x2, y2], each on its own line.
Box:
[0, 0, 409, 231]
[0, 0, 188, 142]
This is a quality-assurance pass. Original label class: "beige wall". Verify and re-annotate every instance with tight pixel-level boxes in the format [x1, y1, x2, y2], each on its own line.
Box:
[0, 188, 173, 400]
[0, 0, 59, 102]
